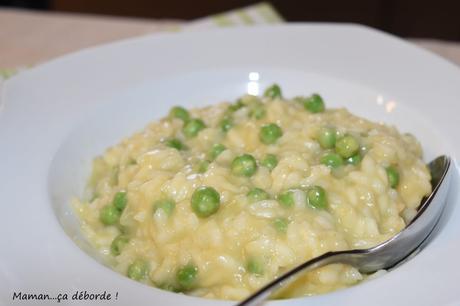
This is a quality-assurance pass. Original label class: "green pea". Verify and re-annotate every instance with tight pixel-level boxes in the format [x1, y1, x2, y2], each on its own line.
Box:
[346, 154, 362, 165]
[320, 152, 344, 168]
[247, 188, 270, 203]
[208, 144, 226, 161]
[169, 106, 190, 122]
[386, 166, 400, 188]
[183, 118, 206, 138]
[259, 123, 283, 145]
[307, 186, 327, 209]
[165, 138, 186, 150]
[219, 117, 233, 132]
[113, 191, 128, 211]
[127, 259, 148, 281]
[304, 94, 325, 113]
[191, 186, 221, 218]
[273, 217, 289, 233]
[247, 258, 264, 275]
[228, 100, 245, 112]
[261, 154, 278, 171]
[335, 135, 360, 158]
[197, 160, 210, 173]
[249, 105, 266, 120]
[100, 205, 121, 225]
[154, 199, 176, 216]
[176, 264, 198, 290]
[263, 84, 282, 99]
[110, 235, 129, 256]
[317, 127, 336, 149]
[231, 154, 258, 177]
[277, 190, 295, 208]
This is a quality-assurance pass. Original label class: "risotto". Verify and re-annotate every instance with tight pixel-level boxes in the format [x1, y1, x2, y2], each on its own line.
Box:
[74, 84, 432, 300]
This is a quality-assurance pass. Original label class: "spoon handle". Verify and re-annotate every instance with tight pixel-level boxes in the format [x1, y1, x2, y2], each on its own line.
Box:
[235, 250, 353, 306]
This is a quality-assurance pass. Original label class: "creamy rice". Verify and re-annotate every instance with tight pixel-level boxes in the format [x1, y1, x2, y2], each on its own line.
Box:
[74, 85, 431, 300]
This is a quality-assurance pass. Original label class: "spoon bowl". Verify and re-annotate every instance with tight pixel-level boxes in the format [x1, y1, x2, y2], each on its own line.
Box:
[237, 155, 452, 306]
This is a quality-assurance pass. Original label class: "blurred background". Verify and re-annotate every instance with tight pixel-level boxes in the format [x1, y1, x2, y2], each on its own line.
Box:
[1, 0, 460, 40]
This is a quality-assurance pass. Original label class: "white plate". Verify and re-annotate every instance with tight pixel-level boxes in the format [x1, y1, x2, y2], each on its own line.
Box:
[1, 24, 459, 306]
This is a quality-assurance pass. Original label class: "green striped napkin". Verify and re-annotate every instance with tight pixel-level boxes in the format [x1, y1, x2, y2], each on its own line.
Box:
[189, 2, 283, 29]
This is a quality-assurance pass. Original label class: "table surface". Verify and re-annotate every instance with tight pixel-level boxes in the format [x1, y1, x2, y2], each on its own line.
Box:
[2, 8, 460, 69]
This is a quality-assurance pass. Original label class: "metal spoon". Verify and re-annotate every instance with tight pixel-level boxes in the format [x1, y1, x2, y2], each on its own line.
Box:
[237, 155, 452, 306]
